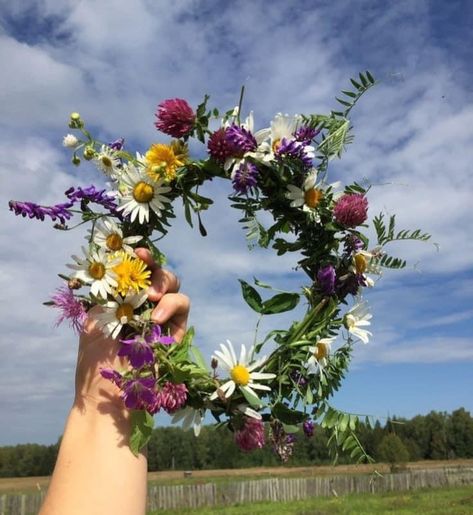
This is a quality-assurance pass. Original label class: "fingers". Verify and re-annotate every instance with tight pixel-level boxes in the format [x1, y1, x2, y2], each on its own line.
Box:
[151, 293, 190, 342]
[134, 247, 180, 301]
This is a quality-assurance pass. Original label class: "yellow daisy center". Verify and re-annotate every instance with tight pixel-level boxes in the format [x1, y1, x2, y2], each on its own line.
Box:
[230, 364, 250, 386]
[88, 261, 105, 280]
[344, 314, 356, 330]
[146, 143, 183, 182]
[101, 155, 112, 168]
[354, 253, 367, 275]
[133, 181, 154, 203]
[106, 232, 123, 251]
[304, 188, 323, 209]
[314, 342, 329, 360]
[116, 303, 134, 322]
[272, 138, 281, 153]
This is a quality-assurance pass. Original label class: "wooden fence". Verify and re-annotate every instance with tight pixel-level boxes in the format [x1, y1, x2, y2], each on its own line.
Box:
[2, 466, 473, 514]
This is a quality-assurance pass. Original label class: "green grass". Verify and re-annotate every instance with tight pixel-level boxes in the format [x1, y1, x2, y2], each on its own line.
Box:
[148, 485, 473, 514]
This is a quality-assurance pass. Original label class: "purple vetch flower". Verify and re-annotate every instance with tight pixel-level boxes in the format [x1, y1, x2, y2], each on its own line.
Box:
[275, 138, 313, 168]
[50, 286, 87, 334]
[290, 370, 307, 387]
[146, 324, 175, 345]
[270, 420, 294, 462]
[231, 161, 258, 194]
[121, 376, 158, 411]
[100, 368, 124, 388]
[118, 335, 155, 369]
[294, 125, 320, 144]
[234, 417, 265, 452]
[333, 193, 368, 228]
[317, 265, 336, 296]
[158, 382, 188, 414]
[303, 420, 315, 438]
[65, 185, 119, 213]
[8, 200, 74, 224]
[225, 124, 257, 156]
[108, 138, 125, 151]
[336, 272, 362, 298]
[344, 235, 364, 255]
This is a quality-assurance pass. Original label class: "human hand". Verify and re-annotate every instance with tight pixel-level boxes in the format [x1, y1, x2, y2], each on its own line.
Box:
[73, 248, 190, 411]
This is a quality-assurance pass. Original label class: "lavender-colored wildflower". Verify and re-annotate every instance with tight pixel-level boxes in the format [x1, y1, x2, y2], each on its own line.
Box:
[276, 138, 313, 168]
[9, 200, 73, 224]
[50, 286, 87, 334]
[290, 370, 307, 387]
[121, 377, 157, 411]
[294, 125, 320, 144]
[344, 235, 364, 255]
[108, 138, 125, 151]
[118, 335, 154, 369]
[225, 124, 257, 156]
[270, 420, 294, 462]
[232, 161, 258, 194]
[158, 382, 188, 414]
[336, 273, 362, 298]
[317, 265, 336, 296]
[234, 417, 265, 452]
[146, 324, 175, 345]
[303, 420, 315, 438]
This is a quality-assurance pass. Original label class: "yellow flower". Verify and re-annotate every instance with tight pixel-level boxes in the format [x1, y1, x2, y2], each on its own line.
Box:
[146, 143, 185, 182]
[113, 253, 151, 295]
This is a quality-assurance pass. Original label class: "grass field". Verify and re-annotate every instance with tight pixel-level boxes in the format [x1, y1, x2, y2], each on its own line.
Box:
[149, 485, 473, 514]
[1, 459, 473, 494]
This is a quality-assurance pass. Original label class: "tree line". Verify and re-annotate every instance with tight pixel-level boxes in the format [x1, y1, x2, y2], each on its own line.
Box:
[1, 408, 472, 477]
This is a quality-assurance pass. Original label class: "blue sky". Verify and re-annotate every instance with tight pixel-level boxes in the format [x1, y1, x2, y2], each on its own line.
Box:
[0, 0, 472, 445]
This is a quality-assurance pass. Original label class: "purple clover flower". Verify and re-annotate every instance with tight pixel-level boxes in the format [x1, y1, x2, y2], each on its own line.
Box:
[276, 138, 313, 168]
[317, 265, 336, 296]
[158, 382, 188, 414]
[9, 200, 74, 224]
[294, 125, 320, 144]
[225, 124, 257, 156]
[232, 161, 258, 194]
[121, 376, 158, 411]
[234, 418, 265, 452]
[303, 420, 315, 437]
[207, 128, 235, 163]
[50, 286, 87, 334]
[333, 193, 369, 228]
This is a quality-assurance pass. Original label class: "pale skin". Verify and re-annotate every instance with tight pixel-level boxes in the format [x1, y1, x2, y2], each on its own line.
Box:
[40, 248, 190, 515]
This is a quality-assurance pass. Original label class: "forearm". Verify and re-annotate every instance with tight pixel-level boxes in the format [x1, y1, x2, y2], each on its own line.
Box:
[40, 401, 147, 515]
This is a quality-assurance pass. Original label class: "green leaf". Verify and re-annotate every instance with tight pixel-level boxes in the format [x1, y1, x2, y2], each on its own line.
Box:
[272, 402, 306, 424]
[342, 90, 357, 98]
[350, 78, 362, 89]
[339, 413, 350, 433]
[130, 410, 154, 456]
[253, 277, 273, 289]
[183, 198, 193, 228]
[262, 292, 300, 315]
[359, 72, 368, 87]
[305, 387, 314, 405]
[282, 423, 300, 434]
[190, 344, 208, 372]
[366, 70, 375, 83]
[239, 280, 263, 313]
[171, 327, 194, 362]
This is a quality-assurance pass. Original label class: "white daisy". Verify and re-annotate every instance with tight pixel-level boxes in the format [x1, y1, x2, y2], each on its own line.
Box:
[67, 246, 118, 299]
[209, 340, 275, 402]
[344, 301, 373, 344]
[92, 290, 148, 339]
[117, 162, 171, 224]
[94, 145, 121, 178]
[305, 336, 336, 375]
[256, 113, 303, 160]
[171, 406, 204, 436]
[90, 217, 142, 254]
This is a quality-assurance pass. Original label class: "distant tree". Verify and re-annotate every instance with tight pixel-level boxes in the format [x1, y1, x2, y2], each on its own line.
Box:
[377, 433, 410, 470]
[447, 408, 473, 458]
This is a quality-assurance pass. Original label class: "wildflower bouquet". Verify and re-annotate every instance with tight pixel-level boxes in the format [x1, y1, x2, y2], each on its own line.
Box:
[9, 71, 431, 461]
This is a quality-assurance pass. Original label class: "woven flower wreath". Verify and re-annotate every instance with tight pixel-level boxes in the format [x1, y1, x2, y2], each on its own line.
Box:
[9, 71, 431, 461]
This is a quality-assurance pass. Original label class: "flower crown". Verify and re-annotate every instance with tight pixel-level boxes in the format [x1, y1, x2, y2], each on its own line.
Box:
[9, 71, 431, 461]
